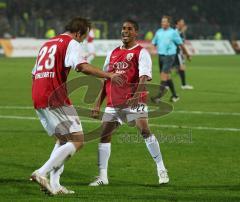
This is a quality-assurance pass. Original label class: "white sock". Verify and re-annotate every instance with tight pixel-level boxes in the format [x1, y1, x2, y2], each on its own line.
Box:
[145, 135, 166, 171]
[50, 165, 64, 189]
[38, 142, 76, 176]
[98, 143, 111, 179]
[49, 143, 64, 189]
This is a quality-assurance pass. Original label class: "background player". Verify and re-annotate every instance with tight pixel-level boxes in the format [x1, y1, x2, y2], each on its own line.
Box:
[85, 27, 96, 63]
[30, 17, 122, 195]
[173, 18, 193, 90]
[151, 16, 191, 103]
[89, 19, 169, 186]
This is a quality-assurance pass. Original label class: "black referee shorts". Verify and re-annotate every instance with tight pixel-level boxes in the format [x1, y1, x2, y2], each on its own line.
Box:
[158, 55, 176, 73]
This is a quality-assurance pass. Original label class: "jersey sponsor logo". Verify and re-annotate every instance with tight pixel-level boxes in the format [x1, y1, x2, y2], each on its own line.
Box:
[112, 61, 129, 74]
[126, 53, 134, 61]
[113, 61, 129, 70]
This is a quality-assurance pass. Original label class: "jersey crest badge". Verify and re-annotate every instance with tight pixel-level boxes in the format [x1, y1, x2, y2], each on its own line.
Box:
[126, 53, 134, 61]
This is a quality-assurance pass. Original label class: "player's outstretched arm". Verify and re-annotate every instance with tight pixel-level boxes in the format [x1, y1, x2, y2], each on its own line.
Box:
[76, 63, 111, 78]
[76, 63, 124, 85]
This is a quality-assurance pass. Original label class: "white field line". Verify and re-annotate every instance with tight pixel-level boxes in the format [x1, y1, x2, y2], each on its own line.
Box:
[0, 115, 97, 122]
[0, 115, 239, 132]
[0, 115, 38, 120]
[0, 105, 240, 116]
[149, 124, 240, 132]
[174, 110, 240, 116]
[0, 106, 33, 109]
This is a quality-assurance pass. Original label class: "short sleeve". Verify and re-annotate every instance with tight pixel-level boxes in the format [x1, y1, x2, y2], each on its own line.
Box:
[64, 39, 88, 70]
[173, 30, 183, 45]
[138, 48, 152, 80]
[103, 50, 113, 72]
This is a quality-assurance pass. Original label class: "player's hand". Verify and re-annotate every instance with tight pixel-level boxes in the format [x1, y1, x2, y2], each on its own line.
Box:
[91, 106, 100, 119]
[126, 93, 140, 109]
[109, 73, 125, 86]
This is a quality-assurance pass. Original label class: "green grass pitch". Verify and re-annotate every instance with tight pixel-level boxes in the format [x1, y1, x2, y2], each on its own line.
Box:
[0, 55, 239, 201]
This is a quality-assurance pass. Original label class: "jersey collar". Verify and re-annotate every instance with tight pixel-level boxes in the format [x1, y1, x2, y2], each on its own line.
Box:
[120, 44, 139, 50]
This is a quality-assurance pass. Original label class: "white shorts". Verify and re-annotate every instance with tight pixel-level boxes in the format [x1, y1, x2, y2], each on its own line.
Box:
[177, 53, 185, 66]
[102, 103, 148, 126]
[36, 105, 83, 136]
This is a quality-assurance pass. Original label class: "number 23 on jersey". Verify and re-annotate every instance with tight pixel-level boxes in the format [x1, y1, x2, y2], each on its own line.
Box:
[36, 44, 57, 71]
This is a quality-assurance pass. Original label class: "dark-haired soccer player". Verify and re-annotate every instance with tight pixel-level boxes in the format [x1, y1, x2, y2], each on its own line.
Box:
[30, 17, 122, 195]
[173, 18, 193, 90]
[89, 19, 169, 186]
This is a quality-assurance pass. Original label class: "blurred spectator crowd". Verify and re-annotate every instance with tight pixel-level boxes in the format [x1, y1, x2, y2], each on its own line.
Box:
[0, 0, 239, 40]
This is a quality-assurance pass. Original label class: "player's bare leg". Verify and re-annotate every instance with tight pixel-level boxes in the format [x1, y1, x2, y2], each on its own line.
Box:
[89, 121, 119, 186]
[135, 118, 169, 184]
[30, 132, 84, 194]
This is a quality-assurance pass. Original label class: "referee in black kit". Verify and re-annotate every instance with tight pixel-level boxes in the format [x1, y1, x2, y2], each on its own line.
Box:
[151, 15, 191, 103]
[173, 18, 194, 90]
